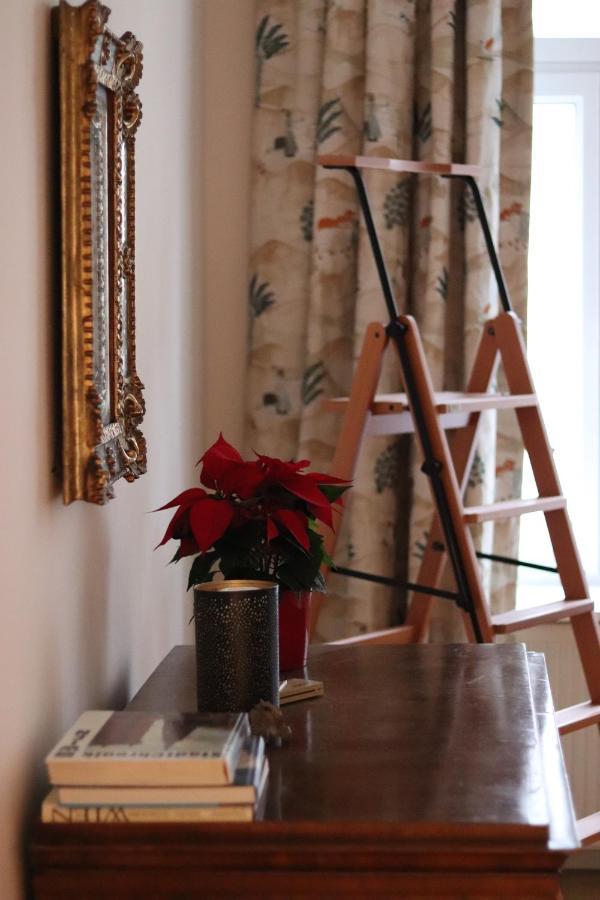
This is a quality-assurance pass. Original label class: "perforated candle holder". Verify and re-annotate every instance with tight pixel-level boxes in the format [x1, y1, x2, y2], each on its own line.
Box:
[193, 580, 279, 713]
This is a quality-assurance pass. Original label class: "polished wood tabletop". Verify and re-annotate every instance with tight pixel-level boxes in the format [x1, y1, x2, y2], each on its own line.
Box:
[31, 643, 578, 898]
[130, 643, 555, 832]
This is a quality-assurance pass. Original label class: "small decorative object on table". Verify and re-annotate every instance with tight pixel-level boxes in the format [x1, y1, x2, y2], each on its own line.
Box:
[156, 434, 350, 707]
[249, 701, 292, 745]
[193, 580, 279, 712]
[279, 678, 324, 705]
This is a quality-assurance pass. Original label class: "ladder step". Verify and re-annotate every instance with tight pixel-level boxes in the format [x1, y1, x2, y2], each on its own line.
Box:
[434, 392, 538, 414]
[463, 496, 566, 523]
[555, 701, 600, 735]
[317, 154, 482, 178]
[576, 812, 600, 846]
[491, 599, 593, 634]
[323, 391, 537, 416]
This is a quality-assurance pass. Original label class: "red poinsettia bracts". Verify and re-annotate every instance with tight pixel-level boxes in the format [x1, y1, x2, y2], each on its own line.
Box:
[267, 507, 310, 550]
[156, 435, 351, 592]
[198, 434, 243, 488]
[156, 488, 205, 546]
[156, 486, 236, 555]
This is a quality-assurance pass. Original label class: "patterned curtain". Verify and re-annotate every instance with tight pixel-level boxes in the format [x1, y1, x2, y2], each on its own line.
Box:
[246, 0, 533, 641]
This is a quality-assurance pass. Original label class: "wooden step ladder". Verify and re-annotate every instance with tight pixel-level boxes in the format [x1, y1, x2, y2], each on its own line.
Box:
[314, 154, 600, 845]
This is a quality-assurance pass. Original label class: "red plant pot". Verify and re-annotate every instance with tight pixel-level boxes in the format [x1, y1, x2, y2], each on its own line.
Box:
[278, 590, 311, 673]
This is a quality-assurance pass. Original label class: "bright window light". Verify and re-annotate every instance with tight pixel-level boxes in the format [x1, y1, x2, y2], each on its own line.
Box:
[533, 0, 600, 38]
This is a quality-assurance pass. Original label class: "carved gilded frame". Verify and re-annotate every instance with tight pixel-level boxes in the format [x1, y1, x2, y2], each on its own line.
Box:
[57, 0, 146, 504]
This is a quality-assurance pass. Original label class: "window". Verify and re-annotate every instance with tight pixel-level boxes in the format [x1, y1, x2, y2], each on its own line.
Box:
[517, 26, 600, 607]
[533, 1, 600, 39]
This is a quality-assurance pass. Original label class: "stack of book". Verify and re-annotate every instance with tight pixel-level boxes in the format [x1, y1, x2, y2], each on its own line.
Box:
[42, 709, 268, 823]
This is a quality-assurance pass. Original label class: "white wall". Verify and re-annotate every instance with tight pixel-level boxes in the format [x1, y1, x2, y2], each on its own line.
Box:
[0, 2, 252, 897]
[202, 1, 254, 446]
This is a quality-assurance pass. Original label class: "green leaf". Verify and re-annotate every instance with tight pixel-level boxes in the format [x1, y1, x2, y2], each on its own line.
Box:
[276, 529, 325, 591]
[318, 125, 342, 146]
[319, 109, 343, 134]
[270, 532, 310, 559]
[187, 553, 217, 591]
[313, 571, 326, 591]
[265, 22, 283, 42]
[218, 547, 253, 579]
[319, 97, 340, 117]
[301, 360, 326, 405]
[318, 483, 350, 503]
[221, 520, 264, 552]
[317, 98, 344, 145]
[255, 15, 268, 49]
[222, 560, 267, 582]
[249, 275, 275, 317]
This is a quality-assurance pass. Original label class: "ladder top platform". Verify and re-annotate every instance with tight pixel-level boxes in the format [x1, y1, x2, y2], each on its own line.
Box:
[317, 154, 483, 178]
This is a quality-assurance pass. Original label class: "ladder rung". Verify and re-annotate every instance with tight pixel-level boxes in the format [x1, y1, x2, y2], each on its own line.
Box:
[323, 391, 537, 416]
[364, 394, 408, 414]
[323, 395, 408, 414]
[491, 599, 593, 634]
[435, 392, 538, 414]
[576, 812, 600, 845]
[555, 701, 600, 735]
[463, 496, 566, 523]
[317, 154, 482, 178]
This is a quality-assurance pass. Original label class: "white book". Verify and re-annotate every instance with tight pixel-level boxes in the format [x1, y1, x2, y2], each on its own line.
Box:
[57, 736, 265, 806]
[46, 710, 248, 787]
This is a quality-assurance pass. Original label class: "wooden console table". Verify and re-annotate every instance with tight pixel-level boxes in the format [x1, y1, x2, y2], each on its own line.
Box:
[30, 643, 578, 898]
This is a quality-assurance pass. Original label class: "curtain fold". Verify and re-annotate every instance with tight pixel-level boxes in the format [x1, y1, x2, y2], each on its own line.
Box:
[246, 0, 532, 641]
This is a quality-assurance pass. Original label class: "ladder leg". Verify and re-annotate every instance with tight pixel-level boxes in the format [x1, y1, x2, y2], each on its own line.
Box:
[394, 316, 495, 642]
[310, 323, 388, 638]
[406, 321, 501, 641]
[494, 311, 600, 702]
[405, 516, 445, 643]
[571, 613, 600, 704]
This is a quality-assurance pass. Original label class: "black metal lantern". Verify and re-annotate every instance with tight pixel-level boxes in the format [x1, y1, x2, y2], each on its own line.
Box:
[193, 580, 279, 713]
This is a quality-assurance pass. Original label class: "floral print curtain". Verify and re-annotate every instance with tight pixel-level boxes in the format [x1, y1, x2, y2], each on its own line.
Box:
[246, 0, 533, 641]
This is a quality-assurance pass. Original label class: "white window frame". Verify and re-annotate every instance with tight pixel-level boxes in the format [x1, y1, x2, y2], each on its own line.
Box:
[517, 38, 600, 607]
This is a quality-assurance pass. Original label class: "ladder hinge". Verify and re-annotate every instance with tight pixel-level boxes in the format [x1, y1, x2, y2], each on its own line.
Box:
[421, 459, 443, 477]
[386, 319, 408, 339]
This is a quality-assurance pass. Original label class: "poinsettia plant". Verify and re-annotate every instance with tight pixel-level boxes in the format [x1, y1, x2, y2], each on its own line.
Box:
[156, 435, 350, 593]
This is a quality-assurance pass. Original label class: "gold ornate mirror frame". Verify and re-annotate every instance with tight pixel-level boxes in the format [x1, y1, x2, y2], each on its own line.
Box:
[57, 0, 146, 504]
